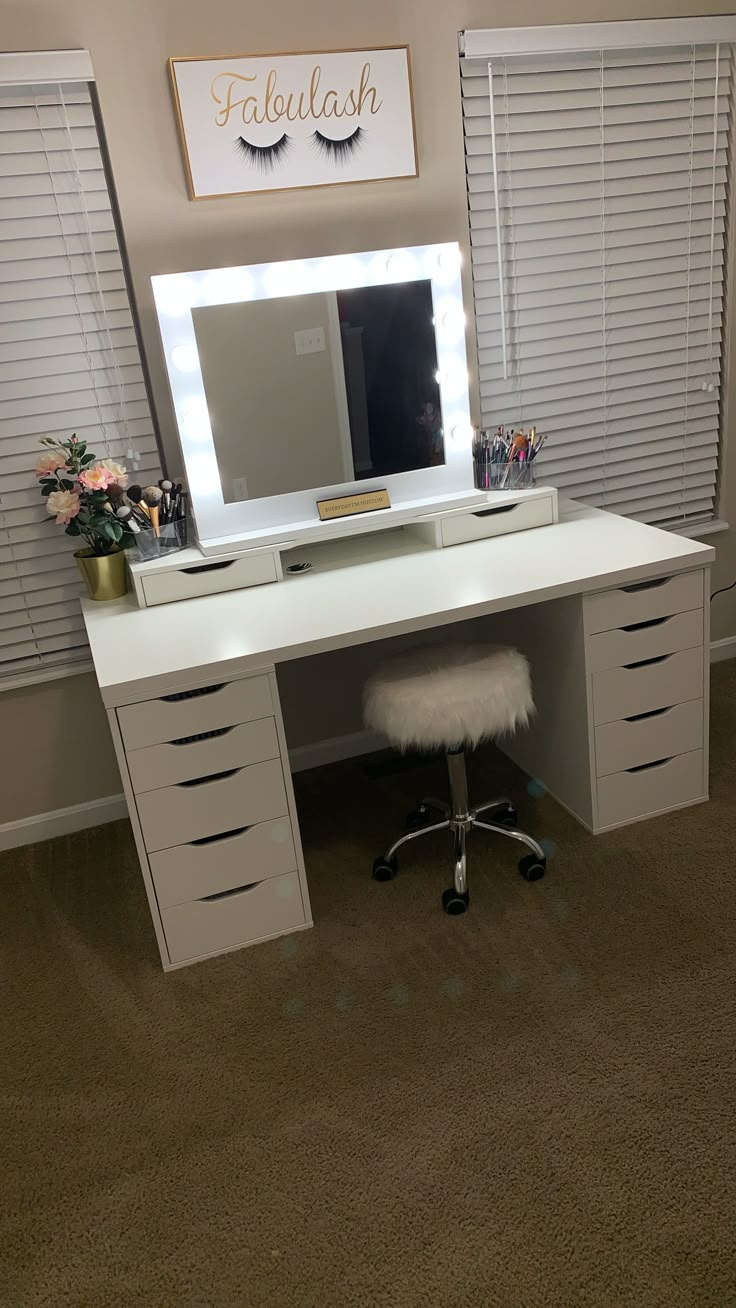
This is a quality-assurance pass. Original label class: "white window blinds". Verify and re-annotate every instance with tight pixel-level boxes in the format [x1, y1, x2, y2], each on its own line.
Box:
[460, 38, 733, 527]
[0, 80, 161, 679]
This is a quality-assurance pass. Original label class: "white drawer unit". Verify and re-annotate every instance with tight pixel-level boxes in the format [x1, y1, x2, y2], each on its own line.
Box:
[161, 871, 307, 965]
[440, 495, 554, 547]
[117, 675, 273, 751]
[107, 666, 312, 970]
[584, 569, 704, 635]
[128, 546, 282, 609]
[149, 817, 297, 909]
[587, 607, 704, 674]
[596, 750, 705, 830]
[592, 646, 704, 725]
[594, 698, 704, 777]
[137, 757, 288, 853]
[127, 718, 280, 793]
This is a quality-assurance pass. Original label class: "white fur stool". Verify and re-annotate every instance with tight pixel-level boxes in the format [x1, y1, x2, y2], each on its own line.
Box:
[364, 643, 546, 914]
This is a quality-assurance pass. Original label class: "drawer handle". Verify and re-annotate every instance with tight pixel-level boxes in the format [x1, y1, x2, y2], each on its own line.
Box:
[620, 577, 671, 594]
[472, 505, 517, 518]
[178, 767, 239, 787]
[624, 654, 669, 670]
[625, 756, 673, 774]
[189, 825, 249, 846]
[621, 615, 670, 633]
[180, 560, 235, 575]
[169, 725, 234, 747]
[201, 881, 259, 902]
[161, 683, 225, 703]
[624, 705, 672, 723]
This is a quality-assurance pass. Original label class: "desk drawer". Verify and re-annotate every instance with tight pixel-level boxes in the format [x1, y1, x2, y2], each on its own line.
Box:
[162, 871, 305, 964]
[137, 758, 287, 852]
[127, 718, 280, 793]
[585, 570, 704, 635]
[596, 749, 704, 829]
[440, 496, 552, 547]
[149, 816, 296, 909]
[594, 698, 704, 777]
[118, 675, 272, 751]
[592, 646, 704, 725]
[588, 607, 703, 674]
[141, 551, 277, 607]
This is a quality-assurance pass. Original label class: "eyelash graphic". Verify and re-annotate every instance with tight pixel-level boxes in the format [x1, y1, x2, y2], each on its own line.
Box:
[311, 126, 365, 164]
[234, 133, 292, 173]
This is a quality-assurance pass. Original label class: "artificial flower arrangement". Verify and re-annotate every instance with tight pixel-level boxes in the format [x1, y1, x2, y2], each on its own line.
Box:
[36, 434, 133, 599]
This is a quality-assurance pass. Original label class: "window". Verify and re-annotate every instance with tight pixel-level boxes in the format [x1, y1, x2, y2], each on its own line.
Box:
[0, 52, 161, 683]
[460, 18, 736, 528]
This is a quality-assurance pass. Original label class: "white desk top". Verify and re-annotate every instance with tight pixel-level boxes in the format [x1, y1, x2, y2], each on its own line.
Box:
[82, 502, 714, 707]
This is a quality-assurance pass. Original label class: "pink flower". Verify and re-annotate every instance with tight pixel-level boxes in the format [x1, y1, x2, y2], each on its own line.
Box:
[99, 459, 128, 488]
[78, 464, 112, 491]
[35, 451, 68, 478]
[46, 489, 81, 524]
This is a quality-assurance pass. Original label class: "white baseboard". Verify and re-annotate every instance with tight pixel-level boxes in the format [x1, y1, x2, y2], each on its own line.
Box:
[0, 794, 127, 853]
[289, 727, 384, 772]
[711, 636, 736, 663]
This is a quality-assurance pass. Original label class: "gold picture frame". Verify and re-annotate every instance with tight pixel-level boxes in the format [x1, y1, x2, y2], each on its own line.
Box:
[168, 46, 418, 201]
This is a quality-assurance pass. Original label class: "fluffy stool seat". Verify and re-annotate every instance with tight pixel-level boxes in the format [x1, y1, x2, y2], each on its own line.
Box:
[363, 643, 533, 752]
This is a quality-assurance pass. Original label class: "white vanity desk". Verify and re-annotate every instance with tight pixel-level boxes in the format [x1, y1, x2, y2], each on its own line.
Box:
[82, 501, 714, 971]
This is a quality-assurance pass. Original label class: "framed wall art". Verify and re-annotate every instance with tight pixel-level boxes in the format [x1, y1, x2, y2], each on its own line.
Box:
[169, 46, 418, 200]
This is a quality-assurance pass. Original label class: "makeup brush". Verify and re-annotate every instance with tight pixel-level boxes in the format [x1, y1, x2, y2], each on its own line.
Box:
[143, 485, 163, 537]
[159, 479, 173, 522]
[116, 505, 141, 534]
[106, 482, 125, 506]
[127, 484, 151, 522]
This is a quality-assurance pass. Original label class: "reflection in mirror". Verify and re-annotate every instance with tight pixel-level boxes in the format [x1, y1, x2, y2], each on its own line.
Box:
[191, 280, 444, 505]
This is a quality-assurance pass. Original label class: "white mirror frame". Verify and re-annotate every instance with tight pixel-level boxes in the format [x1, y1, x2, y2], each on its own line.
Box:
[152, 242, 474, 552]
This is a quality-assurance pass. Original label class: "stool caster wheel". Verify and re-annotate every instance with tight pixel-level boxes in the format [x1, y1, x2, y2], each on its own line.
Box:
[442, 887, 469, 915]
[497, 804, 518, 829]
[406, 803, 438, 830]
[519, 854, 546, 882]
[373, 855, 397, 882]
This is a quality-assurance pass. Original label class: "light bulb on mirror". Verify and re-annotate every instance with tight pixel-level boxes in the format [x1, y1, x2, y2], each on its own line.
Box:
[154, 276, 195, 318]
[171, 345, 199, 374]
[264, 260, 314, 297]
[181, 397, 211, 442]
[202, 267, 254, 304]
[385, 250, 417, 282]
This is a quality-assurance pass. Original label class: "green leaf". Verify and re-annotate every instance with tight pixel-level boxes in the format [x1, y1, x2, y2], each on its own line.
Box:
[58, 479, 76, 491]
[40, 485, 55, 497]
[64, 521, 82, 536]
[80, 452, 96, 465]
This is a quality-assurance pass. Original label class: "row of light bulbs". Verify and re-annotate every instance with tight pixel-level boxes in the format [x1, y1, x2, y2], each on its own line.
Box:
[155, 245, 462, 321]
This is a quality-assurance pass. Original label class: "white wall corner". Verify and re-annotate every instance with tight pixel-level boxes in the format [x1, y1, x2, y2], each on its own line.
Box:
[0, 794, 126, 853]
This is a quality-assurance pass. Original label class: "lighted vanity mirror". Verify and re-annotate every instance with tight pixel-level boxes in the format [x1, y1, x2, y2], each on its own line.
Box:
[153, 243, 474, 553]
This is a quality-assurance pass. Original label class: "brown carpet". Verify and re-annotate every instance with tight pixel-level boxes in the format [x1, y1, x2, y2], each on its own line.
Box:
[2, 666, 736, 1308]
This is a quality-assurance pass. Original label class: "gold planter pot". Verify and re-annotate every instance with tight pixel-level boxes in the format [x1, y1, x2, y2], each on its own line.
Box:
[74, 547, 128, 602]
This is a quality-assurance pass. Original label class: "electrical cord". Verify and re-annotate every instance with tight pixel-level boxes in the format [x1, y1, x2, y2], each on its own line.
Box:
[711, 579, 736, 601]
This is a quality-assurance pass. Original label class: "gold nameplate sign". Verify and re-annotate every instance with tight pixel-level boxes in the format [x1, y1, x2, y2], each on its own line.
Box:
[317, 489, 391, 521]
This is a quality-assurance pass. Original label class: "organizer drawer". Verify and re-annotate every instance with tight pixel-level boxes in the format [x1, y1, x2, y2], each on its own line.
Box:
[588, 607, 703, 674]
[127, 717, 280, 793]
[596, 749, 705, 829]
[440, 496, 553, 548]
[585, 569, 704, 635]
[594, 698, 704, 777]
[137, 758, 288, 853]
[592, 646, 704, 725]
[141, 551, 277, 607]
[118, 675, 272, 751]
[162, 871, 305, 964]
[149, 816, 296, 909]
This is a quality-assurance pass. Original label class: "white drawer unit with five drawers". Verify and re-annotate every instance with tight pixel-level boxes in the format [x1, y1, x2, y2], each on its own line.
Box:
[107, 666, 312, 970]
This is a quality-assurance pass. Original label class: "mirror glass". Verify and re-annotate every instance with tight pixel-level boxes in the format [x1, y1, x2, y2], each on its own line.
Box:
[191, 280, 444, 504]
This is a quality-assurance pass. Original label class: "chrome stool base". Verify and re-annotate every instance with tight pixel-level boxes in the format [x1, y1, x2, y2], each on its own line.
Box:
[372, 747, 546, 914]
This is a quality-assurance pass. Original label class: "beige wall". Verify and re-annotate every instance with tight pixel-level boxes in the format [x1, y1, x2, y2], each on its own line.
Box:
[193, 294, 348, 502]
[2, 0, 736, 824]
